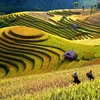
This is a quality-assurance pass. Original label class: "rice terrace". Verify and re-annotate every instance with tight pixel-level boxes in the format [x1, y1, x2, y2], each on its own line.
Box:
[0, 1, 100, 99]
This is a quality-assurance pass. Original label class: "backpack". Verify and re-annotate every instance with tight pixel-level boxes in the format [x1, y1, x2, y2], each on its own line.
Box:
[86, 73, 89, 78]
[71, 74, 74, 78]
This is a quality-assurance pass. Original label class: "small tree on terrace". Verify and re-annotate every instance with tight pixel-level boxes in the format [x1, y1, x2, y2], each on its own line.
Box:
[97, 2, 100, 9]
[82, 4, 85, 12]
[94, 4, 98, 12]
[34, 7, 40, 11]
[90, 4, 94, 14]
[73, 2, 79, 9]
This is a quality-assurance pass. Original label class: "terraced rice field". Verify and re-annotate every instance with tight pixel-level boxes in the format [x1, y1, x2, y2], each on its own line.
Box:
[0, 9, 100, 99]
[0, 10, 100, 79]
[0, 65, 100, 99]
[0, 25, 99, 79]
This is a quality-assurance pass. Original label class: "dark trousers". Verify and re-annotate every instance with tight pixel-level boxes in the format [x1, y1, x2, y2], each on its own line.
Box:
[89, 75, 94, 81]
[74, 77, 81, 84]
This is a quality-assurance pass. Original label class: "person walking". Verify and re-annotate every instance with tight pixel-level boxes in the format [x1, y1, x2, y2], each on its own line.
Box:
[72, 72, 81, 84]
[86, 70, 94, 81]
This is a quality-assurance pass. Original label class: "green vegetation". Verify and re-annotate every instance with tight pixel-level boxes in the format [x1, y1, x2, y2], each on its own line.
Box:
[43, 78, 100, 100]
[73, 2, 79, 9]
[94, 4, 98, 12]
[34, 7, 41, 11]
[0, 25, 99, 78]
[83, 52, 94, 60]
[0, 11, 99, 78]
[82, 4, 85, 12]
[0, 21, 9, 28]
[0, 9, 100, 99]
[97, 2, 100, 9]
[0, 65, 100, 99]
[90, 4, 97, 14]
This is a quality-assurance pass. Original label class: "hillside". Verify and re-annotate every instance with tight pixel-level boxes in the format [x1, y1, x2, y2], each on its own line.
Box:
[83, 11, 100, 26]
[0, 9, 100, 99]
[0, 24, 100, 78]
[0, 65, 100, 99]
[0, 9, 100, 78]
[74, 10, 100, 26]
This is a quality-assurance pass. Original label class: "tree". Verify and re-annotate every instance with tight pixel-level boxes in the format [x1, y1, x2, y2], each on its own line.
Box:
[76, 2, 79, 9]
[90, 4, 97, 14]
[34, 7, 40, 11]
[97, 2, 100, 9]
[90, 5, 94, 14]
[82, 4, 85, 12]
[73, 2, 79, 9]
[94, 4, 97, 12]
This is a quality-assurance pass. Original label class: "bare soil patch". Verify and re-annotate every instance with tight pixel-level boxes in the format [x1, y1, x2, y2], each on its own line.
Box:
[27, 9, 100, 25]
[28, 11, 50, 21]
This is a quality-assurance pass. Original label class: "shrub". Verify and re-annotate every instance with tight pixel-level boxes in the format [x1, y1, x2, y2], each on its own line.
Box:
[97, 2, 100, 9]
[82, 4, 85, 11]
[34, 7, 40, 11]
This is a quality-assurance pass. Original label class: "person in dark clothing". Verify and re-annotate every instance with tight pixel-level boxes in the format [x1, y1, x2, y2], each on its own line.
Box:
[72, 72, 81, 84]
[86, 70, 94, 81]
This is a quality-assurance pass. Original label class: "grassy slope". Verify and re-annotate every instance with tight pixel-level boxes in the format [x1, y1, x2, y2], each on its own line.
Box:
[1, 26, 99, 57]
[0, 26, 100, 78]
[41, 78, 100, 100]
[0, 65, 100, 99]
[78, 10, 100, 26]
[0, 10, 100, 99]
[46, 9, 100, 56]
[40, 33, 100, 57]
[48, 10, 100, 46]
[72, 38, 100, 45]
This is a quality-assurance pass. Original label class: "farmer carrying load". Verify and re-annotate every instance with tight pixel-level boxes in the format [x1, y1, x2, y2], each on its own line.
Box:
[86, 70, 94, 81]
[72, 72, 81, 84]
